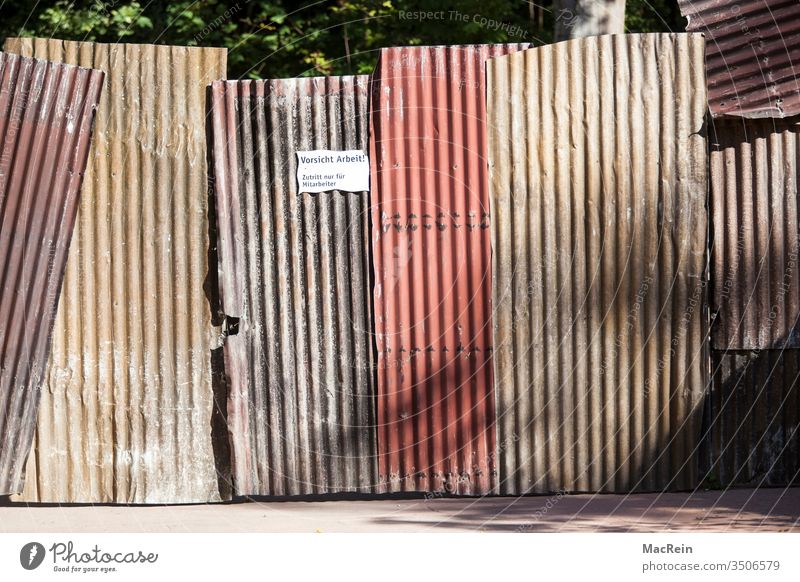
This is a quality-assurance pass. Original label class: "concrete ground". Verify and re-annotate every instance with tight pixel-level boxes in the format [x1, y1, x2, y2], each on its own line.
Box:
[1, 487, 797, 532]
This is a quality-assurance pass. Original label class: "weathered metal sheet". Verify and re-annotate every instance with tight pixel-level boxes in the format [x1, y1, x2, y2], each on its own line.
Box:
[701, 349, 799, 487]
[370, 43, 528, 495]
[489, 33, 709, 494]
[210, 76, 378, 496]
[678, 0, 800, 118]
[710, 118, 800, 350]
[4, 38, 228, 503]
[0, 53, 103, 496]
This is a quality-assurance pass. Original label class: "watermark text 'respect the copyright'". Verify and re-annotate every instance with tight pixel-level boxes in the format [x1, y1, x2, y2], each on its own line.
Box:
[397, 10, 529, 39]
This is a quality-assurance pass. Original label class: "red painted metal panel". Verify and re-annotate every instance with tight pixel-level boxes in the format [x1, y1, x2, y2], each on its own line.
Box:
[679, 0, 800, 118]
[370, 44, 528, 494]
[0, 53, 103, 495]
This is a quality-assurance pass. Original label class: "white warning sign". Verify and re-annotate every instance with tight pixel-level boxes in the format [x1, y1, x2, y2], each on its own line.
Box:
[296, 150, 370, 193]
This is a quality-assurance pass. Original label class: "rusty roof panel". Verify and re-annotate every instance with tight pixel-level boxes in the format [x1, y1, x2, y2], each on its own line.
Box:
[210, 76, 378, 496]
[702, 350, 800, 486]
[4, 38, 228, 503]
[370, 43, 529, 495]
[678, 0, 800, 118]
[710, 118, 800, 349]
[0, 53, 103, 496]
[489, 33, 709, 494]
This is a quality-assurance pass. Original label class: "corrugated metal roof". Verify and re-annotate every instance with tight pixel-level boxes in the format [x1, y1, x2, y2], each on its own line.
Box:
[702, 349, 799, 487]
[678, 0, 800, 118]
[4, 38, 228, 503]
[0, 52, 103, 496]
[370, 43, 528, 495]
[210, 76, 378, 496]
[710, 118, 800, 350]
[488, 33, 709, 493]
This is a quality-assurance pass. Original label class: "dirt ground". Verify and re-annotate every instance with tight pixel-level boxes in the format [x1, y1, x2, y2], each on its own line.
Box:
[1, 487, 797, 533]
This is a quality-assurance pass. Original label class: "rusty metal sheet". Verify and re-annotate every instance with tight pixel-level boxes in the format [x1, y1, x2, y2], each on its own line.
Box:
[710, 118, 800, 350]
[0, 53, 103, 496]
[701, 349, 799, 487]
[678, 0, 800, 118]
[4, 38, 228, 503]
[489, 33, 709, 494]
[370, 43, 528, 495]
[210, 76, 378, 496]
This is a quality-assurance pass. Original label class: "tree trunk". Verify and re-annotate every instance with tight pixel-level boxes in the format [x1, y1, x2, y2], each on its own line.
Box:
[553, 0, 626, 41]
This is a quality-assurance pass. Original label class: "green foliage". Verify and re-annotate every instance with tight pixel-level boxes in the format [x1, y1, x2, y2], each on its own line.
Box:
[625, 0, 685, 33]
[0, 0, 681, 79]
[36, 0, 152, 39]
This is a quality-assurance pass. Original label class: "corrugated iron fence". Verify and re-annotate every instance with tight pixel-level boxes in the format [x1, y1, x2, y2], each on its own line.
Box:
[488, 33, 709, 494]
[210, 76, 378, 496]
[0, 53, 103, 496]
[370, 44, 528, 495]
[4, 38, 228, 503]
[3, 27, 797, 502]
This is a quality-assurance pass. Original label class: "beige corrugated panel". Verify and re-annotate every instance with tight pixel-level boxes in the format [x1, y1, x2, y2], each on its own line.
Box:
[701, 350, 799, 487]
[4, 38, 228, 503]
[0, 54, 104, 495]
[710, 118, 800, 349]
[489, 33, 709, 494]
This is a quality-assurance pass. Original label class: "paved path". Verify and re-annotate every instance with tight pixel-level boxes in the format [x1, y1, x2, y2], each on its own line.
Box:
[1, 488, 797, 532]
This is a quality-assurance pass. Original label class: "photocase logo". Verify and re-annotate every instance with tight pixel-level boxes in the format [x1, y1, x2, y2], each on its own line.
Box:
[20, 542, 46, 570]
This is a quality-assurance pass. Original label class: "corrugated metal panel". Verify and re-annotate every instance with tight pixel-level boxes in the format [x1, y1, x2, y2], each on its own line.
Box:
[678, 0, 800, 118]
[488, 33, 709, 494]
[370, 43, 529, 495]
[0, 53, 103, 496]
[701, 349, 799, 486]
[210, 76, 378, 496]
[710, 118, 800, 350]
[4, 38, 228, 503]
